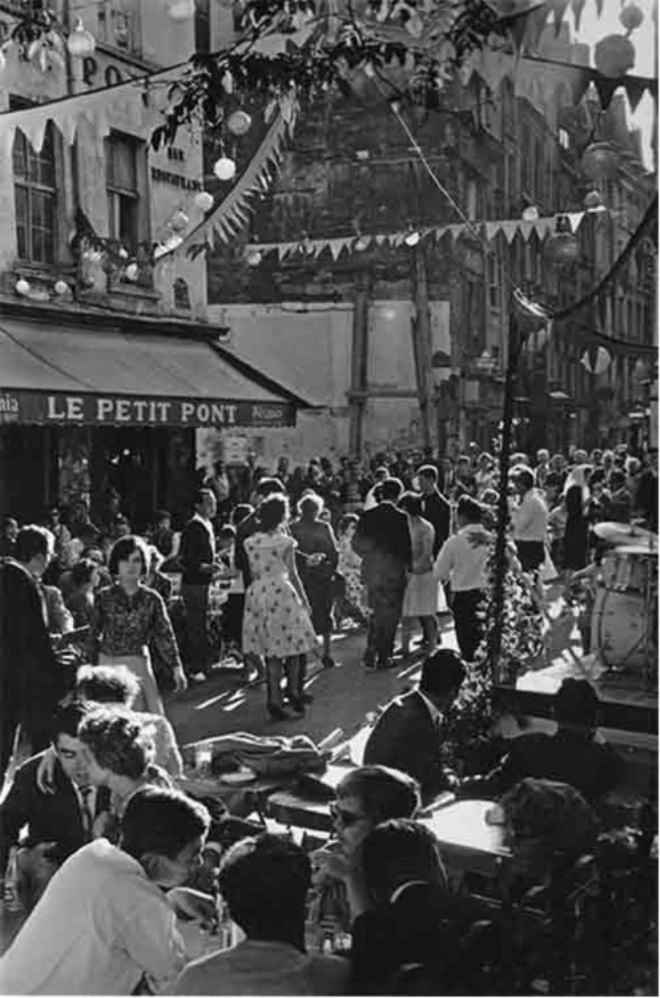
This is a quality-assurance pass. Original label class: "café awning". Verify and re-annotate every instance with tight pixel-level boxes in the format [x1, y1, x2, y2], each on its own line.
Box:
[0, 318, 302, 429]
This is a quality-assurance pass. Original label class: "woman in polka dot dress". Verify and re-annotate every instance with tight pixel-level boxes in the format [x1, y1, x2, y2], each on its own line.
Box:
[243, 493, 318, 720]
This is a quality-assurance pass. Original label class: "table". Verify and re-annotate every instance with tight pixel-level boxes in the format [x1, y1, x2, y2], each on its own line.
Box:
[265, 763, 355, 832]
[420, 800, 511, 878]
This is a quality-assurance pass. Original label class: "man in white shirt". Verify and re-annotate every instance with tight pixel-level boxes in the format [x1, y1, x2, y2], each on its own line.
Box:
[0, 787, 210, 995]
[434, 496, 491, 661]
[510, 467, 548, 575]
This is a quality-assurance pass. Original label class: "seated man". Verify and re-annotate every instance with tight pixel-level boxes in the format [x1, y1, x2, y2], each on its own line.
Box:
[175, 833, 350, 996]
[0, 787, 211, 995]
[464, 678, 624, 805]
[0, 700, 110, 912]
[350, 819, 450, 995]
[363, 649, 466, 803]
[311, 765, 421, 928]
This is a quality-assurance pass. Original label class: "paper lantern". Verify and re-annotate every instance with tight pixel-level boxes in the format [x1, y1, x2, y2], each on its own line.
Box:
[404, 229, 420, 247]
[15, 278, 30, 296]
[194, 190, 214, 212]
[581, 141, 619, 181]
[521, 205, 539, 221]
[167, 0, 195, 21]
[620, 4, 644, 34]
[213, 156, 237, 181]
[227, 110, 252, 136]
[246, 250, 263, 267]
[581, 346, 611, 375]
[124, 262, 139, 282]
[170, 209, 189, 233]
[594, 34, 635, 78]
[54, 280, 69, 296]
[67, 19, 96, 58]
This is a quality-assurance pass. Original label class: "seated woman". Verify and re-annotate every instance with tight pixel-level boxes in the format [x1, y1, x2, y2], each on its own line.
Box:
[78, 706, 172, 841]
[309, 766, 420, 942]
[76, 664, 183, 778]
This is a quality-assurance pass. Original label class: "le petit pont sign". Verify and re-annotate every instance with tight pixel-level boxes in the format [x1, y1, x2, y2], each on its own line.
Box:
[0, 391, 294, 429]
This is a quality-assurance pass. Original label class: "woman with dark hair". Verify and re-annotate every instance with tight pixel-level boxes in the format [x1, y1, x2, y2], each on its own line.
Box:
[242, 495, 317, 720]
[398, 492, 438, 656]
[64, 557, 100, 627]
[562, 465, 591, 572]
[88, 536, 186, 715]
[290, 493, 339, 668]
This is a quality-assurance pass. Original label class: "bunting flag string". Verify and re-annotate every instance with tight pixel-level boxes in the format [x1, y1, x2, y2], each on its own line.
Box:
[243, 211, 586, 263]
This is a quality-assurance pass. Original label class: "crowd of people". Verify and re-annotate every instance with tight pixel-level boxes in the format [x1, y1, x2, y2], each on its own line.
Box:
[0, 438, 656, 993]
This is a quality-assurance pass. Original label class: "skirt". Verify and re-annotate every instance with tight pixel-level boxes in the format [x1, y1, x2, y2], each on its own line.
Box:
[98, 651, 164, 716]
[402, 571, 439, 618]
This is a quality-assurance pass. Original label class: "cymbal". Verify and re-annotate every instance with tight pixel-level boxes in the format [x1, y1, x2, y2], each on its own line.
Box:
[592, 521, 657, 546]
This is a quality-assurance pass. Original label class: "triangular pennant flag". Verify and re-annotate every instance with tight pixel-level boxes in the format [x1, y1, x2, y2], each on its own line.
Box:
[594, 0, 604, 15]
[567, 212, 584, 233]
[311, 240, 326, 258]
[278, 242, 296, 261]
[519, 221, 535, 242]
[501, 220, 519, 245]
[434, 226, 448, 242]
[374, 234, 387, 246]
[571, 0, 586, 31]
[565, 64, 592, 105]
[623, 76, 648, 114]
[484, 222, 500, 242]
[592, 72, 619, 110]
[508, 15, 529, 57]
[525, 6, 549, 53]
[551, 0, 570, 35]
[391, 233, 405, 247]
[533, 219, 553, 240]
[328, 239, 345, 261]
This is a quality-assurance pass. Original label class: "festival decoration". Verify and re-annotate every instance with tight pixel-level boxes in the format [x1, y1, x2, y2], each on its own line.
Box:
[227, 110, 253, 136]
[581, 345, 612, 375]
[194, 191, 215, 212]
[15, 278, 30, 296]
[620, 3, 644, 34]
[213, 156, 237, 181]
[594, 33, 636, 78]
[66, 19, 95, 58]
[53, 280, 69, 296]
[124, 262, 139, 282]
[170, 209, 189, 233]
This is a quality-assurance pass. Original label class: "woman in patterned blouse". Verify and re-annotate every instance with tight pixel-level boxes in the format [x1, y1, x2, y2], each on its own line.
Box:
[88, 536, 187, 715]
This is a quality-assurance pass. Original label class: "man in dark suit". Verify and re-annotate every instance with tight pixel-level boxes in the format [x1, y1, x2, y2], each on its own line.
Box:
[0, 526, 71, 780]
[352, 478, 412, 670]
[363, 650, 466, 802]
[417, 464, 451, 557]
[179, 489, 223, 681]
[0, 700, 110, 912]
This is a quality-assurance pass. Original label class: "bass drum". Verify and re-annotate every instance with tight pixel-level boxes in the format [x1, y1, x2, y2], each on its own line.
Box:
[591, 587, 655, 670]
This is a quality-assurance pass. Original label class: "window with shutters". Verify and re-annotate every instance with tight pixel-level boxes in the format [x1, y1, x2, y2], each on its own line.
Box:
[106, 132, 146, 251]
[13, 121, 57, 265]
[97, 0, 142, 55]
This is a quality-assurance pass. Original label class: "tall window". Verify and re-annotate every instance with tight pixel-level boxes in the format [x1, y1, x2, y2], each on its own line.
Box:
[106, 132, 142, 251]
[97, 0, 141, 55]
[195, 0, 211, 53]
[13, 122, 56, 265]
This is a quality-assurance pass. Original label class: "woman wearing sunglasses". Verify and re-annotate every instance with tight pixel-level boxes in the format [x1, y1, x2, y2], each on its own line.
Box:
[308, 766, 421, 947]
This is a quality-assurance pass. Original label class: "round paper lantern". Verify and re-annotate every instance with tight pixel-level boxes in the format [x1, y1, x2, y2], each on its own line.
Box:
[521, 205, 539, 221]
[581, 141, 620, 181]
[170, 209, 189, 233]
[167, 0, 195, 21]
[194, 190, 214, 212]
[15, 277, 30, 296]
[594, 34, 635, 78]
[227, 110, 252, 136]
[581, 346, 611, 375]
[67, 19, 96, 58]
[124, 262, 139, 282]
[545, 232, 579, 266]
[620, 3, 644, 34]
[213, 156, 237, 181]
[246, 249, 263, 267]
[54, 280, 69, 296]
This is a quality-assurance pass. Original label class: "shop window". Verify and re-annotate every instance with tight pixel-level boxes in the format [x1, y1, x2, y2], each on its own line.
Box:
[13, 121, 57, 265]
[106, 131, 147, 252]
[195, 0, 211, 53]
[97, 0, 142, 55]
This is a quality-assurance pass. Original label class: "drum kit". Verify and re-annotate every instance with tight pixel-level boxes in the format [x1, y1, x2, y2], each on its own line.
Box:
[591, 522, 658, 684]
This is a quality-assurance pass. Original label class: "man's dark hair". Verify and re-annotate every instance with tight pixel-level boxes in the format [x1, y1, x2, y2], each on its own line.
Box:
[399, 492, 423, 518]
[14, 525, 51, 563]
[218, 833, 310, 938]
[554, 678, 599, 730]
[457, 495, 483, 524]
[155, 510, 171, 522]
[417, 464, 438, 484]
[361, 819, 448, 898]
[256, 477, 285, 498]
[258, 494, 289, 532]
[336, 766, 420, 824]
[108, 536, 148, 576]
[380, 478, 404, 502]
[76, 664, 139, 706]
[514, 468, 535, 493]
[121, 787, 210, 861]
[70, 557, 98, 588]
[50, 699, 92, 742]
[419, 649, 467, 699]
[192, 488, 215, 510]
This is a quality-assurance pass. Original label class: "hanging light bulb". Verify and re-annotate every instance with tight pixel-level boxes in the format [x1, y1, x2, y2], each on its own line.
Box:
[246, 249, 263, 267]
[194, 190, 214, 212]
[54, 280, 69, 296]
[15, 277, 30, 296]
[227, 110, 252, 136]
[213, 155, 237, 181]
[67, 19, 96, 58]
[521, 204, 539, 221]
[170, 209, 189, 233]
[167, 0, 195, 21]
